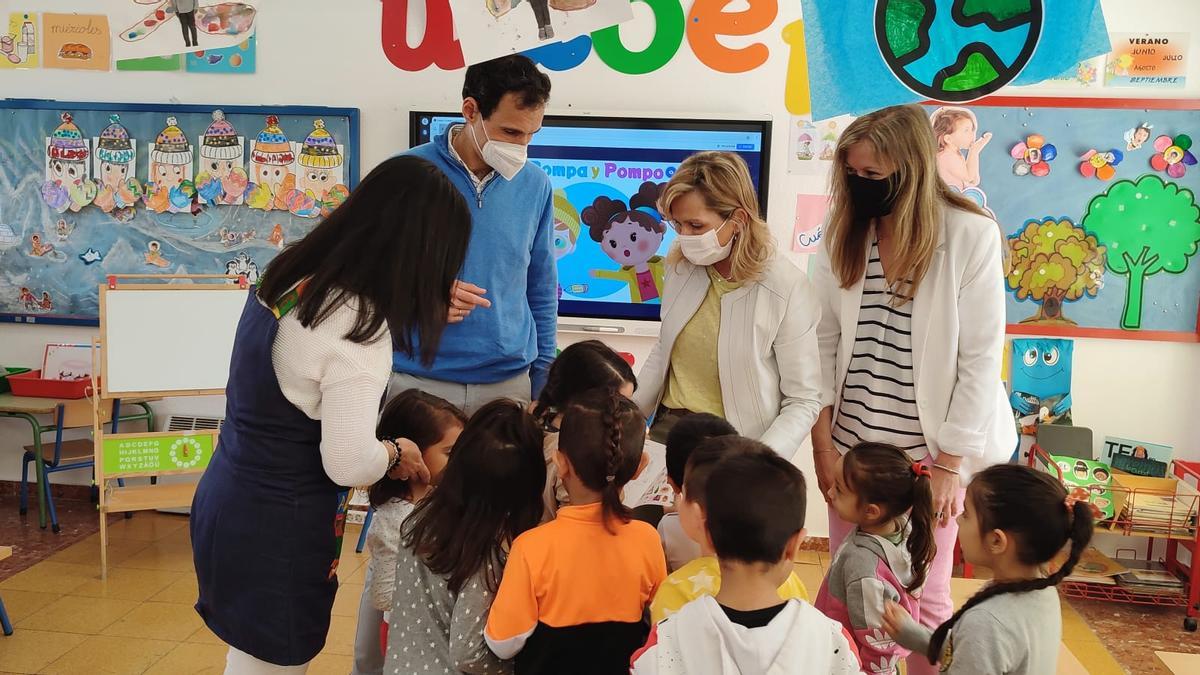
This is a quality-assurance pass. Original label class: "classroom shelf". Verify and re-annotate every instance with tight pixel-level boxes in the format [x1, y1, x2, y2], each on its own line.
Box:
[105, 482, 196, 513]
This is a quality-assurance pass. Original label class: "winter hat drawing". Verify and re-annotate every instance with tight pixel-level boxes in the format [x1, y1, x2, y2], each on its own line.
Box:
[97, 114, 135, 164]
[298, 119, 342, 169]
[251, 115, 295, 166]
[48, 112, 89, 162]
[553, 190, 580, 238]
[200, 110, 242, 161]
[152, 116, 193, 165]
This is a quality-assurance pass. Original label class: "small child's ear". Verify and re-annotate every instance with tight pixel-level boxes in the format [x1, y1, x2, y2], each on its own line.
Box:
[784, 529, 807, 561]
[631, 451, 650, 480]
[554, 449, 572, 480]
[863, 503, 883, 523]
[666, 477, 680, 493]
[987, 528, 1009, 556]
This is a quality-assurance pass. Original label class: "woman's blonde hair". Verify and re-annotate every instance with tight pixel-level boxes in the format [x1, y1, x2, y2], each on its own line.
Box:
[827, 105, 989, 302]
[659, 152, 774, 282]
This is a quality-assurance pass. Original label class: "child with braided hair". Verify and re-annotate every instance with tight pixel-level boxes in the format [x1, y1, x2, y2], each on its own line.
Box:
[881, 464, 1095, 674]
[486, 388, 666, 675]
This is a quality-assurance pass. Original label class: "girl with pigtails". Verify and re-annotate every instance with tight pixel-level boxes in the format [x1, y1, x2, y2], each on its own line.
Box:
[485, 388, 667, 675]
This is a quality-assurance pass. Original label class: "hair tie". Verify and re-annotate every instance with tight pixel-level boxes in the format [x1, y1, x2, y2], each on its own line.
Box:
[605, 474, 616, 483]
[911, 462, 932, 479]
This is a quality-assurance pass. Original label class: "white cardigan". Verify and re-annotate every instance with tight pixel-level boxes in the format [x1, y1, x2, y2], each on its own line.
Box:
[633, 254, 823, 457]
[810, 207, 1016, 482]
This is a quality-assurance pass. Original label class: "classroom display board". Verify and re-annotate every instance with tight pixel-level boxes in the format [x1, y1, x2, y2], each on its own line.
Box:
[922, 98, 1200, 341]
[0, 100, 359, 325]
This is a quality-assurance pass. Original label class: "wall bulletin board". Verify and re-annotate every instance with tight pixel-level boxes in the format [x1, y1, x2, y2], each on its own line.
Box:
[921, 97, 1199, 342]
[0, 99, 360, 325]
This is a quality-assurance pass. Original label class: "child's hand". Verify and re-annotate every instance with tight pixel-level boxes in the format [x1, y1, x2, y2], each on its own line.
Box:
[880, 601, 909, 639]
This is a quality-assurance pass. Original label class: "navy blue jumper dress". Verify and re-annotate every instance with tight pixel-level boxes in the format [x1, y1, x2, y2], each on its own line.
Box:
[191, 290, 350, 666]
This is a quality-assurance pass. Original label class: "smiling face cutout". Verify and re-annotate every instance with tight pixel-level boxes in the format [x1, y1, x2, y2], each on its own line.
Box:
[1011, 338, 1073, 398]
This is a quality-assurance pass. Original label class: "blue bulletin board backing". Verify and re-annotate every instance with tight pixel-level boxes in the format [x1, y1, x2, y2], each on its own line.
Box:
[0, 99, 360, 326]
[921, 97, 1200, 342]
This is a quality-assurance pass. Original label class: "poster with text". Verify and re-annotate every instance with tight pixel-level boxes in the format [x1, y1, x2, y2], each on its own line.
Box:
[793, 194, 828, 253]
[1106, 33, 1189, 88]
[0, 11, 38, 69]
[111, 0, 258, 61]
[451, 0, 632, 66]
[43, 13, 110, 71]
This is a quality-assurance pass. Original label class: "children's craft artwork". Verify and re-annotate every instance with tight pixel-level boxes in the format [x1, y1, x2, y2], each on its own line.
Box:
[1149, 134, 1196, 179]
[195, 111, 248, 206]
[144, 240, 170, 268]
[43, 113, 98, 214]
[1124, 123, 1154, 152]
[930, 106, 994, 215]
[93, 115, 144, 219]
[1078, 149, 1124, 181]
[246, 116, 296, 211]
[1017, 55, 1105, 90]
[186, 34, 255, 73]
[552, 189, 579, 300]
[112, 0, 258, 61]
[788, 115, 853, 176]
[142, 116, 196, 215]
[1010, 134, 1057, 177]
[79, 247, 104, 265]
[224, 251, 259, 284]
[1106, 33, 1189, 89]
[1005, 216, 1107, 326]
[18, 288, 54, 313]
[792, 194, 828, 254]
[1009, 338, 1073, 436]
[1103, 436, 1173, 479]
[1049, 456, 1114, 521]
[797, 0, 1109, 119]
[266, 223, 285, 248]
[582, 182, 667, 304]
[449, 0, 632, 65]
[0, 12, 38, 68]
[289, 120, 348, 218]
[116, 53, 181, 71]
[42, 13, 110, 71]
[55, 219, 73, 242]
[42, 343, 92, 381]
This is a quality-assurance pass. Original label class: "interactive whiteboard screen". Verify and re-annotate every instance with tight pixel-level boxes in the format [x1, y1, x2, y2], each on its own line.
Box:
[102, 287, 248, 395]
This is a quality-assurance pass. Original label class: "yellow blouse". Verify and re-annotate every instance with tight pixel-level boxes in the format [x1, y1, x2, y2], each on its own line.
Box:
[661, 268, 742, 416]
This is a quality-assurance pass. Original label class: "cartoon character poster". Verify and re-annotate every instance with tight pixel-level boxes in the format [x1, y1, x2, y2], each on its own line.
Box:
[581, 182, 667, 304]
[287, 119, 349, 218]
[1010, 338, 1073, 436]
[195, 110, 248, 206]
[42, 113, 98, 214]
[142, 116, 196, 214]
[93, 114, 143, 219]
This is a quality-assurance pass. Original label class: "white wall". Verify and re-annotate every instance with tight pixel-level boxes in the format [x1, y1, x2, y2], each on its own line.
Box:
[2, 1, 1198, 538]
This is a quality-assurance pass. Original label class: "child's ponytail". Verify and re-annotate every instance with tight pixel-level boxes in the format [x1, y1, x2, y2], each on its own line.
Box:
[599, 389, 634, 533]
[925, 464, 1094, 665]
[905, 466, 937, 593]
[559, 388, 647, 534]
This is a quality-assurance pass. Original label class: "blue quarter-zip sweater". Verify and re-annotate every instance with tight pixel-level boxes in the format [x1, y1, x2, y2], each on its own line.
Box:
[395, 130, 557, 396]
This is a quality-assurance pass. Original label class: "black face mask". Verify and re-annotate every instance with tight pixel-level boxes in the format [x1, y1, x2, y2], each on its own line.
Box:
[846, 173, 897, 220]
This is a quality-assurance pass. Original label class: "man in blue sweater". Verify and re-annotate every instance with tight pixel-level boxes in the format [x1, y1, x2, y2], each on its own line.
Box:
[391, 55, 557, 412]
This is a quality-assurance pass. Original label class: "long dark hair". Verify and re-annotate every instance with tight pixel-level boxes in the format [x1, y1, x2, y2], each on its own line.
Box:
[926, 464, 1094, 664]
[257, 155, 470, 364]
[842, 443, 936, 593]
[368, 390, 467, 508]
[531, 340, 636, 426]
[558, 388, 646, 534]
[400, 399, 545, 593]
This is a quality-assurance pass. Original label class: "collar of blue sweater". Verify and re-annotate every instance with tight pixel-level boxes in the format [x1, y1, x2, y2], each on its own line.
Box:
[445, 124, 494, 189]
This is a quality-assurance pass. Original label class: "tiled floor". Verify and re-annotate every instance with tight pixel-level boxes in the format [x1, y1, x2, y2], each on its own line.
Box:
[0, 501, 1186, 674]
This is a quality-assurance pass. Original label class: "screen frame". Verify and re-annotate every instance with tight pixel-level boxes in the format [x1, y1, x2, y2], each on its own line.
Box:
[408, 111, 773, 323]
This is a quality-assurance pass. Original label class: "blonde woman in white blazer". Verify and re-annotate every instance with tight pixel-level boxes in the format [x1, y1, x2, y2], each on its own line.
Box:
[808, 105, 1015, 675]
[632, 152, 823, 457]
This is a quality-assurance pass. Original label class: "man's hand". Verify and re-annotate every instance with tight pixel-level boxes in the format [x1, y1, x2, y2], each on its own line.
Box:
[448, 281, 491, 323]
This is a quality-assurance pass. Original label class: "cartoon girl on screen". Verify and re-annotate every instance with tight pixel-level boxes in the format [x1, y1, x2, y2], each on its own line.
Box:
[583, 181, 666, 304]
[930, 106, 995, 216]
[552, 189, 580, 300]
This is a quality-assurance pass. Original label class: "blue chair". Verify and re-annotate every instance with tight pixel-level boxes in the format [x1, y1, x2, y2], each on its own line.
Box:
[356, 506, 374, 554]
[1, 545, 13, 635]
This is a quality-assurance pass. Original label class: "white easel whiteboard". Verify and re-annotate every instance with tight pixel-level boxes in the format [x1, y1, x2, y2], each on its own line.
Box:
[101, 287, 249, 395]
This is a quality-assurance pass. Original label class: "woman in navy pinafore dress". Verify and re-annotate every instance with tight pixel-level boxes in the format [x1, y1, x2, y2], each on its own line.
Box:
[191, 156, 472, 672]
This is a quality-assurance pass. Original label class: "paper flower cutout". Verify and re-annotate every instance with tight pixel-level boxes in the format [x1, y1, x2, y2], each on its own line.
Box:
[1150, 134, 1196, 178]
[1079, 149, 1124, 180]
[1010, 134, 1057, 176]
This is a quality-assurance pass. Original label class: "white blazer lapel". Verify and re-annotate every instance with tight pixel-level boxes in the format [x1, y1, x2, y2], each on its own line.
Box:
[911, 221, 949, 395]
[659, 264, 709, 347]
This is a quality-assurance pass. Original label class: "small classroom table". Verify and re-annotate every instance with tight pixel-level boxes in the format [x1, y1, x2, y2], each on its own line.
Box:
[0, 392, 157, 529]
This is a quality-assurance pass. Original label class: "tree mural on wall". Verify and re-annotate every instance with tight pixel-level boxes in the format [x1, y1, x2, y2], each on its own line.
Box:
[1081, 175, 1200, 330]
[1006, 217, 1106, 324]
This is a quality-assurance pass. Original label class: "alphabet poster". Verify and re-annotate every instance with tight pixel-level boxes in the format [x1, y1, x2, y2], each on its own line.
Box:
[450, 0, 632, 66]
[42, 12, 110, 71]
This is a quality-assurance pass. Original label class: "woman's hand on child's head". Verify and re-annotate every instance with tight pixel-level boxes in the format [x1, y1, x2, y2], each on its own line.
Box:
[388, 438, 431, 483]
[880, 601, 909, 639]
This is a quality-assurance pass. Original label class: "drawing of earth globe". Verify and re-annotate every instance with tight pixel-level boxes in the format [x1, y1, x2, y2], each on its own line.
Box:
[875, 0, 1044, 102]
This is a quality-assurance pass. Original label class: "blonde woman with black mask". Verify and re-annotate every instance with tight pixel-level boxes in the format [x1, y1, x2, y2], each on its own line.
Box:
[809, 104, 1015, 675]
[633, 151, 822, 459]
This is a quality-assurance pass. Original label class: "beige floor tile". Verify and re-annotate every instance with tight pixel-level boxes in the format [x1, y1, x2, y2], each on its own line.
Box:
[1066, 639, 1126, 675]
[341, 561, 367, 586]
[149, 574, 200, 604]
[144, 641, 229, 675]
[791, 563, 827, 597]
[309, 653, 355, 674]
[793, 550, 822, 565]
[0, 562, 96, 594]
[0, 589, 61, 622]
[185, 624, 227, 646]
[332, 583, 366, 618]
[16, 594, 139, 634]
[41, 634, 177, 675]
[320, 613, 359, 656]
[0, 628, 87, 674]
[102, 513, 190, 543]
[46, 536, 152, 567]
[70, 567, 184, 603]
[101, 600, 204, 642]
[113, 542, 197, 573]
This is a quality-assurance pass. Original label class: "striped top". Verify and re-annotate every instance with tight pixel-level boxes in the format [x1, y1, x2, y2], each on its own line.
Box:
[832, 238, 928, 459]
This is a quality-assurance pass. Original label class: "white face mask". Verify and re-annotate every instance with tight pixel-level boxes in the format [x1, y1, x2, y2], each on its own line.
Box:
[676, 217, 735, 266]
[469, 118, 527, 180]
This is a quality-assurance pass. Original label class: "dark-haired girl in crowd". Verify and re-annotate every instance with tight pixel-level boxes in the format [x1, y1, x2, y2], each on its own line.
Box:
[486, 389, 666, 675]
[882, 464, 1094, 674]
[815, 442, 937, 674]
[385, 399, 546, 674]
[530, 340, 636, 519]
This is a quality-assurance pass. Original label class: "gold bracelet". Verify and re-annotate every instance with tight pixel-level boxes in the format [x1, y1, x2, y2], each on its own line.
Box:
[932, 462, 961, 476]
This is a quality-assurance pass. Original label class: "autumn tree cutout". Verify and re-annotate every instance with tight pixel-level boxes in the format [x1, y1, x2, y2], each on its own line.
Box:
[1006, 217, 1106, 324]
[1082, 175, 1200, 330]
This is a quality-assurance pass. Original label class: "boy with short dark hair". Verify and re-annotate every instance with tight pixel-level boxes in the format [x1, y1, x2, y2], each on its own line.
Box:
[648, 437, 809, 624]
[659, 414, 737, 571]
[633, 449, 862, 674]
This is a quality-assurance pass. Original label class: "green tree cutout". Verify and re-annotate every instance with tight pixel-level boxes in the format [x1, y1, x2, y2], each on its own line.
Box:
[1082, 175, 1200, 329]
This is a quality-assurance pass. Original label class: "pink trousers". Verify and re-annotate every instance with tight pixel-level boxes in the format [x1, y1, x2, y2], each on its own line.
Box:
[825, 458, 966, 675]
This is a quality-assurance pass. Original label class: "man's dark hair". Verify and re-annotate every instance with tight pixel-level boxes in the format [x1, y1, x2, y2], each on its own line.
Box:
[665, 414, 737, 488]
[705, 451, 807, 565]
[462, 55, 551, 118]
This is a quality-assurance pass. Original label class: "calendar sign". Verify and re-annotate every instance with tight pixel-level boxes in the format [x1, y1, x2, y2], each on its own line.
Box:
[102, 433, 215, 475]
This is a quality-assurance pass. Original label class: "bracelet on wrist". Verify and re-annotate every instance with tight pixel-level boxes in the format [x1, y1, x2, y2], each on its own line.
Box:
[814, 448, 838, 455]
[381, 439, 400, 471]
[932, 462, 961, 476]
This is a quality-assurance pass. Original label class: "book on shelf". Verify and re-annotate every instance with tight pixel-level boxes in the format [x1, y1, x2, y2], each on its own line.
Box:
[1120, 480, 1200, 535]
[1113, 559, 1185, 596]
[1064, 547, 1128, 585]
